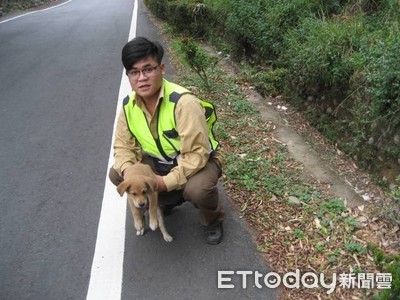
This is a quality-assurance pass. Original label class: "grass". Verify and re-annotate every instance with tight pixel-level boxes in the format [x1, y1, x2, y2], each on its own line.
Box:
[160, 24, 400, 300]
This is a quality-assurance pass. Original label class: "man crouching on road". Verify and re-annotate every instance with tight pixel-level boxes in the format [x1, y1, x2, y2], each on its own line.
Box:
[109, 37, 225, 244]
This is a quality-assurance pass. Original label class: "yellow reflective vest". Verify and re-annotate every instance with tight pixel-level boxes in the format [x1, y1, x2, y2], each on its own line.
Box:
[122, 79, 219, 170]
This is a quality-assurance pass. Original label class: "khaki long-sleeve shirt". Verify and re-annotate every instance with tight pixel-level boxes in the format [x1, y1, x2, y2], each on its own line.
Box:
[112, 84, 221, 191]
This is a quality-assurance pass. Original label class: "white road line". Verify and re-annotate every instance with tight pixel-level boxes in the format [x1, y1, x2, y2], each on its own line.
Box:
[0, 0, 73, 24]
[86, 1, 137, 299]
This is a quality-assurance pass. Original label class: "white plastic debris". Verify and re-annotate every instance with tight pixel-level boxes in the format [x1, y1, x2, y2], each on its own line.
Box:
[362, 194, 372, 201]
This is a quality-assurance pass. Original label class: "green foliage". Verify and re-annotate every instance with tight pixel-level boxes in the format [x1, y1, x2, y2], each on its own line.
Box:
[391, 178, 400, 201]
[344, 216, 360, 231]
[223, 0, 268, 60]
[282, 16, 364, 88]
[281, 10, 400, 167]
[348, 28, 400, 158]
[145, 0, 210, 37]
[179, 37, 218, 89]
[203, 0, 231, 38]
[313, 198, 363, 237]
[344, 242, 365, 255]
[231, 99, 257, 114]
[241, 67, 287, 97]
[144, 0, 169, 20]
[327, 248, 341, 265]
[294, 228, 305, 239]
[223, 0, 334, 63]
[369, 243, 400, 300]
[318, 198, 348, 215]
[291, 183, 319, 203]
[263, 173, 289, 196]
[2, 0, 47, 12]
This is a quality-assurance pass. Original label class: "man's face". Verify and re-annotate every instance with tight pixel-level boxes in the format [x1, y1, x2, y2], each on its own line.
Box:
[127, 56, 165, 100]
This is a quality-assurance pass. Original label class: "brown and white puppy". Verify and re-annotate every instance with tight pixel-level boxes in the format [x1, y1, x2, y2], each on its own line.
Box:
[117, 163, 173, 242]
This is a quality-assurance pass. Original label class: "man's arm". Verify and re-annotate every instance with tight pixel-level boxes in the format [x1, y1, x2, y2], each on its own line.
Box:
[113, 109, 142, 177]
[162, 94, 212, 191]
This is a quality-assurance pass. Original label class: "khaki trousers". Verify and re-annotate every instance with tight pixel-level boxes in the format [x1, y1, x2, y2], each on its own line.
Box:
[109, 156, 225, 226]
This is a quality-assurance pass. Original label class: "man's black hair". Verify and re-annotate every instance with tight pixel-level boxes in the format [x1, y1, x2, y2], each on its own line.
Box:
[122, 37, 164, 71]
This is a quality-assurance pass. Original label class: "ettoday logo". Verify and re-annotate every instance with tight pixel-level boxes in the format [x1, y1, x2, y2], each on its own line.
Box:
[217, 270, 392, 294]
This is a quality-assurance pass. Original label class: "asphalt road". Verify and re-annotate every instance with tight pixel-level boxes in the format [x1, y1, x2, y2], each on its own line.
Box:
[0, 0, 277, 299]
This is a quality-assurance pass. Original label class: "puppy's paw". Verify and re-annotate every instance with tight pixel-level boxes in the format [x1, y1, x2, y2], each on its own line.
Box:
[136, 228, 144, 236]
[149, 220, 158, 231]
[163, 234, 173, 242]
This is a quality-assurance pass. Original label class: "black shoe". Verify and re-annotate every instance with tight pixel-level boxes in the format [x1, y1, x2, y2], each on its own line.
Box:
[204, 222, 223, 245]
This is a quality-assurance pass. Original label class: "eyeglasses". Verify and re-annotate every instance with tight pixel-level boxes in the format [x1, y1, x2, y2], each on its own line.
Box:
[126, 65, 160, 79]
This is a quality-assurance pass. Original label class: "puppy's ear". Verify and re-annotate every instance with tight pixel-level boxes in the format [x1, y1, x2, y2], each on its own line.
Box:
[117, 181, 130, 197]
[144, 177, 157, 192]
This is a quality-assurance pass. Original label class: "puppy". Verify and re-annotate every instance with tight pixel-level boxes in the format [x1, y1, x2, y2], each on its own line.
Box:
[117, 163, 173, 242]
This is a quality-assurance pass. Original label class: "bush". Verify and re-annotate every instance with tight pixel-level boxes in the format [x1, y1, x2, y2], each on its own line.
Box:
[349, 26, 400, 160]
[281, 16, 364, 91]
[145, 0, 400, 177]
[279, 6, 400, 167]
[145, 0, 211, 38]
[2, 0, 46, 12]
[180, 37, 218, 89]
[224, 0, 344, 64]
[144, 0, 169, 20]
[223, 0, 269, 61]
[243, 67, 287, 97]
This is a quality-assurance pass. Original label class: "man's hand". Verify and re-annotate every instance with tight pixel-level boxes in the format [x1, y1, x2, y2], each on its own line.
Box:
[123, 165, 166, 192]
[155, 175, 167, 192]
